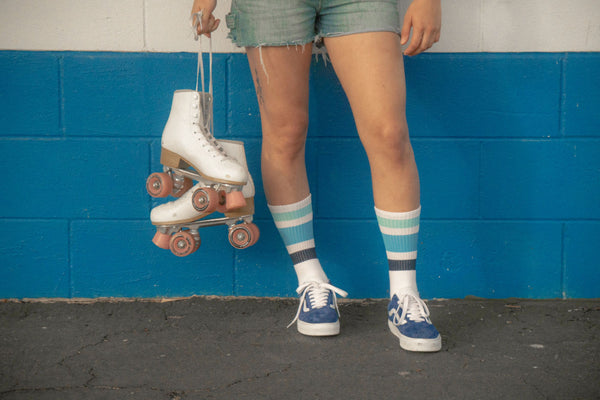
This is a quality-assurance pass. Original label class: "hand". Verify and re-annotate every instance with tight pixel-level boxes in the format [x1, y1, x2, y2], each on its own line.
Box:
[401, 0, 441, 56]
[191, 0, 220, 38]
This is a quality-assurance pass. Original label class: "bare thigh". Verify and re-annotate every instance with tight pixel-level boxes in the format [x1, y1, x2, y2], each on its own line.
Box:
[323, 32, 420, 210]
[246, 44, 314, 204]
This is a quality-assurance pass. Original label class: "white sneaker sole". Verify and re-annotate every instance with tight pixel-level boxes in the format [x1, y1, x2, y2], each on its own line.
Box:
[297, 320, 340, 337]
[388, 319, 442, 352]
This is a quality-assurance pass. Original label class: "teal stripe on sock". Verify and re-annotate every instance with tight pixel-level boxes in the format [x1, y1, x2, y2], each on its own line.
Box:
[376, 215, 420, 229]
[381, 232, 419, 253]
[270, 203, 312, 223]
[278, 221, 314, 247]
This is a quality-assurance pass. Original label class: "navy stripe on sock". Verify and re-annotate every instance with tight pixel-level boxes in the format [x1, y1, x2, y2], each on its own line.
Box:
[388, 259, 416, 271]
[290, 248, 317, 265]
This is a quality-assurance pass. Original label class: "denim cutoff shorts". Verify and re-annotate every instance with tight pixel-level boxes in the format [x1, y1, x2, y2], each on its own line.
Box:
[226, 0, 401, 47]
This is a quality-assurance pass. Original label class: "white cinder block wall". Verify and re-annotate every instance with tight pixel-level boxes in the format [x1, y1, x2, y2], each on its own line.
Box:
[1, 0, 599, 53]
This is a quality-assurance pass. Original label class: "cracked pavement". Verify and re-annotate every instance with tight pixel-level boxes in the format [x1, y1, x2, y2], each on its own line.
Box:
[1, 297, 599, 399]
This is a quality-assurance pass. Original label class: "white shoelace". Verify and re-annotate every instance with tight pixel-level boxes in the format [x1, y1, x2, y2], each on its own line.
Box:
[389, 292, 432, 326]
[287, 282, 348, 328]
[191, 12, 230, 162]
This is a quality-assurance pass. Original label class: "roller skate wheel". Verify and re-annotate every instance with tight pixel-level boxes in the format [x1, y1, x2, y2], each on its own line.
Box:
[152, 230, 172, 250]
[228, 224, 254, 249]
[247, 223, 260, 247]
[169, 231, 196, 257]
[146, 172, 173, 198]
[225, 190, 247, 212]
[192, 187, 219, 214]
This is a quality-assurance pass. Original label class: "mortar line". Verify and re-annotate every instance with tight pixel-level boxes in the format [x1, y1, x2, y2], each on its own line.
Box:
[68, 219, 73, 298]
[561, 222, 567, 299]
[58, 55, 65, 136]
[559, 53, 567, 137]
[142, 0, 148, 51]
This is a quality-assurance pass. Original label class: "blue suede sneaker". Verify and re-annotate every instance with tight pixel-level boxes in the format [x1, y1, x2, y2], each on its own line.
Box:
[288, 281, 348, 336]
[388, 290, 442, 352]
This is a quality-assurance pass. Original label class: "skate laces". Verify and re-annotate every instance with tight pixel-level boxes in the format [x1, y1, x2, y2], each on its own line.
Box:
[389, 292, 431, 326]
[191, 12, 230, 163]
[287, 282, 348, 328]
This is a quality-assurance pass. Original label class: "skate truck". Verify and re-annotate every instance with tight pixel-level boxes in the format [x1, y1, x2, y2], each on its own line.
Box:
[146, 21, 259, 257]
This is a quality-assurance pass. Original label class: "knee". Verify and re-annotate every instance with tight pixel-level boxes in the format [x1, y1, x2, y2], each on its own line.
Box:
[361, 121, 413, 163]
[262, 114, 309, 162]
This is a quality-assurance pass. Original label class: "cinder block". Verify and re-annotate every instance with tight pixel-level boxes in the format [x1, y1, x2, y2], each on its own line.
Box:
[0, 138, 150, 219]
[315, 139, 372, 219]
[418, 221, 563, 299]
[315, 138, 480, 219]
[144, 0, 239, 53]
[563, 53, 600, 137]
[404, 53, 561, 138]
[63, 53, 227, 137]
[564, 222, 600, 298]
[71, 220, 235, 298]
[415, 140, 480, 218]
[0, 51, 60, 136]
[481, 140, 600, 219]
[234, 219, 298, 297]
[0, 0, 144, 51]
[316, 219, 389, 299]
[228, 54, 261, 138]
[308, 61, 356, 138]
[482, 0, 600, 52]
[0, 219, 69, 298]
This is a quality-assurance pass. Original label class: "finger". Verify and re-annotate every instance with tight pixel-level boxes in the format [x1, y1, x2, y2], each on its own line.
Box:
[404, 29, 423, 56]
[204, 18, 220, 37]
[201, 13, 211, 32]
[400, 14, 412, 46]
[205, 16, 219, 33]
[419, 30, 436, 53]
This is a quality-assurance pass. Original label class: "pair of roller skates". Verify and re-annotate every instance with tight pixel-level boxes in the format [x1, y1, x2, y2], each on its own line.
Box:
[146, 89, 259, 257]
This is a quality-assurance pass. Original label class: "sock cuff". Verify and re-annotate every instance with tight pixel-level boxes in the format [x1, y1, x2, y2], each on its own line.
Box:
[268, 194, 312, 214]
[374, 205, 421, 220]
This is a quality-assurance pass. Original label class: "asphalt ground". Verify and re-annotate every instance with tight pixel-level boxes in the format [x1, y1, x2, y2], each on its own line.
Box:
[1, 296, 599, 400]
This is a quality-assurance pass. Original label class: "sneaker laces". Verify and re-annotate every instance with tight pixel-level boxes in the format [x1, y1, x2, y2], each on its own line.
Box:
[389, 291, 431, 326]
[287, 281, 348, 328]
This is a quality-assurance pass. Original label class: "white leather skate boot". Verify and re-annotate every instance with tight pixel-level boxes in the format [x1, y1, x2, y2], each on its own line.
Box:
[219, 140, 255, 217]
[160, 90, 247, 186]
[151, 139, 258, 252]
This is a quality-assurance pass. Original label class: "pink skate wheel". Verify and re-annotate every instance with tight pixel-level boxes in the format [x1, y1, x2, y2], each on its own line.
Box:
[192, 187, 218, 214]
[169, 231, 196, 257]
[224, 191, 247, 212]
[247, 223, 260, 247]
[146, 172, 173, 198]
[172, 177, 193, 198]
[152, 230, 172, 249]
[228, 224, 252, 249]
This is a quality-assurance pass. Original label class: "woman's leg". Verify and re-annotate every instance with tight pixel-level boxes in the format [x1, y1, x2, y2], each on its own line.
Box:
[323, 32, 419, 212]
[246, 45, 313, 206]
[247, 45, 346, 336]
[324, 31, 440, 351]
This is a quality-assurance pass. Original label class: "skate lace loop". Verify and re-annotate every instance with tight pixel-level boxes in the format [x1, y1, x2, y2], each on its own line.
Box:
[190, 13, 231, 163]
[287, 282, 348, 328]
[389, 292, 431, 326]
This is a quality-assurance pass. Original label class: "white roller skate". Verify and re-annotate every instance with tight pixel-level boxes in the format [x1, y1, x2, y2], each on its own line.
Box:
[145, 90, 248, 211]
[151, 140, 259, 257]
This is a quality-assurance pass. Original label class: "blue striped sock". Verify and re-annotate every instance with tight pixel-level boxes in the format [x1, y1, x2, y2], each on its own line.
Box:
[268, 194, 327, 284]
[375, 206, 421, 296]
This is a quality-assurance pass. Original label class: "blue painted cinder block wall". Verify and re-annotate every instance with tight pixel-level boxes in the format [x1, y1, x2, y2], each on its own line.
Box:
[1, 51, 599, 299]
